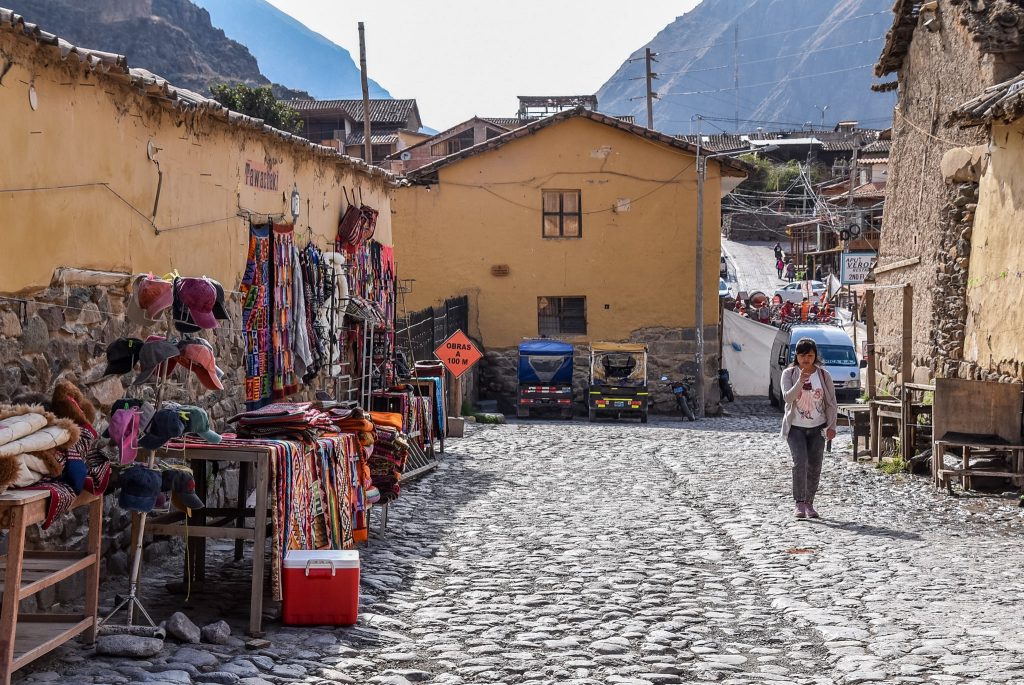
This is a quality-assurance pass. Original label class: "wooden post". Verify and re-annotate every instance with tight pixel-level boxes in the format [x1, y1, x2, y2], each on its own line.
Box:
[866, 288, 878, 462]
[358, 23, 372, 165]
[901, 284, 914, 459]
[865, 289, 876, 399]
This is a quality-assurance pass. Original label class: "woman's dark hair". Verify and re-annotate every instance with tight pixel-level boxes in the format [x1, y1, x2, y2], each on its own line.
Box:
[791, 337, 820, 367]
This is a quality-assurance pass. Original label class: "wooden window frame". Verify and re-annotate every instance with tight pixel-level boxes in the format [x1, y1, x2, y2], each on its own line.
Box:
[541, 189, 582, 239]
[538, 296, 587, 336]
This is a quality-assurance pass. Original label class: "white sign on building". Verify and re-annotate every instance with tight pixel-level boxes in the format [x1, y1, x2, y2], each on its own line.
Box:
[840, 251, 877, 285]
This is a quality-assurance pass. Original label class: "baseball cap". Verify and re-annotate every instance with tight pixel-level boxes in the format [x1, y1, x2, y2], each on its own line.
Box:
[208, 279, 230, 321]
[133, 337, 180, 385]
[118, 465, 162, 513]
[176, 341, 224, 391]
[162, 466, 205, 512]
[103, 337, 145, 376]
[138, 408, 186, 450]
[107, 408, 141, 464]
[136, 276, 173, 322]
[176, 278, 218, 330]
[180, 405, 221, 444]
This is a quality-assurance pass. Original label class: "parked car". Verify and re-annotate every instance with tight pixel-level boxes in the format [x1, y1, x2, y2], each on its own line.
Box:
[767, 323, 865, 406]
[718, 278, 731, 298]
[720, 255, 728, 278]
[774, 280, 826, 304]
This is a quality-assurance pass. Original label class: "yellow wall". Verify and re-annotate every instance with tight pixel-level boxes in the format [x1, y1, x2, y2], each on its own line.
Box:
[963, 122, 1024, 367]
[0, 33, 393, 294]
[393, 117, 724, 349]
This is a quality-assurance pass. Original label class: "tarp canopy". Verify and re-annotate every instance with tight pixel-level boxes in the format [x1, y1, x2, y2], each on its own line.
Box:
[590, 342, 647, 353]
[591, 345, 647, 386]
[722, 309, 776, 396]
[518, 339, 574, 355]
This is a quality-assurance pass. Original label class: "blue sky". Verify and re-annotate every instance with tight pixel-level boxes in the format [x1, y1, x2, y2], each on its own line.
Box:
[265, 0, 699, 130]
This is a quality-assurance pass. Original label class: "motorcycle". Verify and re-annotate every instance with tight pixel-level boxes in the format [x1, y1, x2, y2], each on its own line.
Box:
[718, 368, 735, 403]
[660, 375, 696, 421]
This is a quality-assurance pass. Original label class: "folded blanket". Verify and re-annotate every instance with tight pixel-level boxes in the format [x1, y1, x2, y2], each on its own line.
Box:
[0, 406, 49, 447]
[0, 420, 79, 458]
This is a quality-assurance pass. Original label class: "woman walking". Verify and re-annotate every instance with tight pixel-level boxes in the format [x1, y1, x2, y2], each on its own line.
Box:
[780, 338, 837, 519]
[775, 257, 785, 279]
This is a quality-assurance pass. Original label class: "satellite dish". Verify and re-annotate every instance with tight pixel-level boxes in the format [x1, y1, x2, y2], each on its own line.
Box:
[400, 151, 412, 161]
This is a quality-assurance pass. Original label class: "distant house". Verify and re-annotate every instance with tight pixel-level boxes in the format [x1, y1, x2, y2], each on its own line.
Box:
[388, 95, 635, 174]
[286, 98, 423, 165]
[391, 107, 747, 413]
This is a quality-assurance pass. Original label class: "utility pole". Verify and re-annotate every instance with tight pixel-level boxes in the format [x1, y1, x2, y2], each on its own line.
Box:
[733, 24, 740, 132]
[644, 48, 658, 129]
[694, 116, 705, 418]
[358, 22, 372, 165]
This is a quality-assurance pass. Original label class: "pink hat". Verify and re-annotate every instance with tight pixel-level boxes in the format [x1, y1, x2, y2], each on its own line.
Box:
[177, 278, 219, 330]
[107, 408, 140, 464]
[177, 341, 224, 391]
[136, 276, 173, 321]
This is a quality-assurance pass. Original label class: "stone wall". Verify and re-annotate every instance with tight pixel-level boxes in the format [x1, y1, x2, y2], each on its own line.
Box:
[478, 326, 722, 416]
[873, 7, 992, 388]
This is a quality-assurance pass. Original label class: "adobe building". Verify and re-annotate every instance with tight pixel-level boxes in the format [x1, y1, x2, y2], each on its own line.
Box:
[391, 108, 747, 413]
[872, 0, 1024, 386]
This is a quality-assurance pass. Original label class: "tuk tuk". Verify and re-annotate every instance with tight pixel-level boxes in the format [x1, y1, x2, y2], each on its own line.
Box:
[517, 339, 575, 419]
[588, 342, 649, 423]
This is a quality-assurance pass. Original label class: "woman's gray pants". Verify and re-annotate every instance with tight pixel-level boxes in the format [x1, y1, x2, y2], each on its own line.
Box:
[787, 424, 825, 503]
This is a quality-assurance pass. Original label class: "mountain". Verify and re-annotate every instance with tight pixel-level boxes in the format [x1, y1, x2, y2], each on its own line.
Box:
[192, 0, 390, 100]
[597, 0, 897, 134]
[4, 0, 275, 95]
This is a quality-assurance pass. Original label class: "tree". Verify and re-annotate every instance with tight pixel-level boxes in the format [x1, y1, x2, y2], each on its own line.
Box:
[209, 83, 303, 134]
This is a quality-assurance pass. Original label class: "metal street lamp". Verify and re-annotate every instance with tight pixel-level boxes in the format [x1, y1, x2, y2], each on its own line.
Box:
[694, 143, 777, 417]
[815, 104, 830, 130]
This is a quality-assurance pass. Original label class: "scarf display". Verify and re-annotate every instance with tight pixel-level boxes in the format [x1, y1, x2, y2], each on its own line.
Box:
[271, 224, 298, 398]
[241, 223, 272, 409]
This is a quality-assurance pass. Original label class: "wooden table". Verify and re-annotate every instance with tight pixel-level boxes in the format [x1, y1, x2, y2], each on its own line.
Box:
[837, 404, 871, 460]
[147, 444, 270, 636]
[869, 398, 902, 462]
[0, 490, 101, 685]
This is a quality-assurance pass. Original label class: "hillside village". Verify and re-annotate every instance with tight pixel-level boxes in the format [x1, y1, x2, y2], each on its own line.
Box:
[1, 2, 1024, 685]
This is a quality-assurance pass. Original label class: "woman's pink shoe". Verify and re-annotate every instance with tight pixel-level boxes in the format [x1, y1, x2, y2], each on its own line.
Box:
[794, 503, 807, 519]
[805, 504, 820, 519]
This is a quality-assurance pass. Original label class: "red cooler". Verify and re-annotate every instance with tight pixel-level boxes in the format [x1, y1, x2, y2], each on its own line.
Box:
[282, 550, 360, 626]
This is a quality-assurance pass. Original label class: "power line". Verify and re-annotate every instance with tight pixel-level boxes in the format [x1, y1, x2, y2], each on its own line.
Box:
[661, 64, 876, 97]
[655, 10, 889, 57]
[656, 37, 885, 78]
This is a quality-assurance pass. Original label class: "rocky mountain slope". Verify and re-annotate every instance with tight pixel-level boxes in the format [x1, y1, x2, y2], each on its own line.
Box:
[192, 0, 390, 100]
[5, 0, 276, 95]
[597, 0, 897, 133]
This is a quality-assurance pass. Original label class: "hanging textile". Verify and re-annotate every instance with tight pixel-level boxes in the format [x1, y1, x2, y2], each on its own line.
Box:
[241, 223, 272, 409]
[271, 224, 298, 398]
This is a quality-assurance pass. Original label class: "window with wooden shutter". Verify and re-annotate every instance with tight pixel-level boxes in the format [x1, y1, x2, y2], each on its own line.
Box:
[541, 190, 582, 238]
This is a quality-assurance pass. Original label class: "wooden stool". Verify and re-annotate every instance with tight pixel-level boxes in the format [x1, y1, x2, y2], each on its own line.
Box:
[0, 490, 101, 685]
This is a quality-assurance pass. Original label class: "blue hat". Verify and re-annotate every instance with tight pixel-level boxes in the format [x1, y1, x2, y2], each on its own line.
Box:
[139, 408, 186, 450]
[118, 466, 162, 513]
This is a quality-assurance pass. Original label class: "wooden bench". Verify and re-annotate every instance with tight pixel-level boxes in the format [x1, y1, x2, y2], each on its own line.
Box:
[931, 378, 1024, 492]
[0, 490, 101, 685]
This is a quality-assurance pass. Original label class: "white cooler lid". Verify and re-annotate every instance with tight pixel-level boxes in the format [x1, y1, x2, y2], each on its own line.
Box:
[284, 549, 360, 569]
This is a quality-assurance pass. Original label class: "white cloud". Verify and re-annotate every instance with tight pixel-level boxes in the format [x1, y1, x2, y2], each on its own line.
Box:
[265, 0, 698, 130]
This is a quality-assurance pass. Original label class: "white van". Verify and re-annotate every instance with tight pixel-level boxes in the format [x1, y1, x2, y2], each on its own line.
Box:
[768, 324, 863, 406]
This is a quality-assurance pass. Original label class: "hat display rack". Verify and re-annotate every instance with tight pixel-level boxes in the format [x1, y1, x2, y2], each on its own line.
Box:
[100, 273, 222, 636]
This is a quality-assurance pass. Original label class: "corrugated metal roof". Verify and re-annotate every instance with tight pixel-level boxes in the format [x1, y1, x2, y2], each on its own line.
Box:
[345, 132, 399, 146]
[0, 7, 395, 182]
[407, 107, 751, 183]
[287, 98, 420, 125]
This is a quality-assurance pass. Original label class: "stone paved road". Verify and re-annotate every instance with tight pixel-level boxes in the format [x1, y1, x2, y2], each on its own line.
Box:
[18, 405, 1024, 685]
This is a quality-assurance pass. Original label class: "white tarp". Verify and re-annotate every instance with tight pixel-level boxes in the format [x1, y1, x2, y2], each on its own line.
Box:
[722, 309, 776, 397]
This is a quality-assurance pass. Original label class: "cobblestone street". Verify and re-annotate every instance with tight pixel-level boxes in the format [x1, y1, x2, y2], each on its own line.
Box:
[19, 404, 1024, 685]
